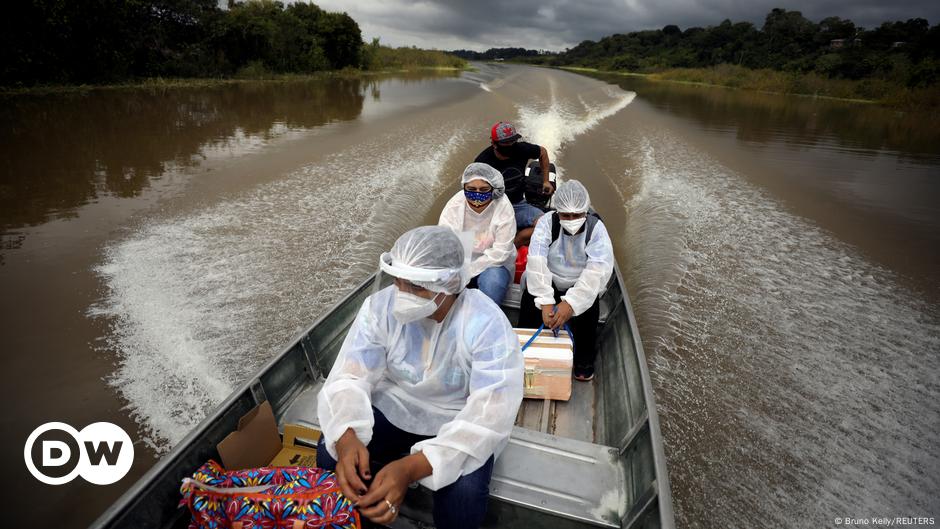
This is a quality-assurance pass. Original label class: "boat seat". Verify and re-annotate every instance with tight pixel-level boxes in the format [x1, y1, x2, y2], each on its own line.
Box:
[279, 382, 625, 528]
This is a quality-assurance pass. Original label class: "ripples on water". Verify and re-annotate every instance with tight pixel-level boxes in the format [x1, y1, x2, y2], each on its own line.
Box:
[618, 130, 940, 527]
[85, 65, 939, 527]
[90, 120, 470, 449]
[87, 70, 639, 452]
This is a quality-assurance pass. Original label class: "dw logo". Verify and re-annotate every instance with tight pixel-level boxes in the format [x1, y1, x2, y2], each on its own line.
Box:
[23, 422, 134, 485]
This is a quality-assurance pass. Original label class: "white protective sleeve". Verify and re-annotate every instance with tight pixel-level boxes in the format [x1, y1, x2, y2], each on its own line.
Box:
[560, 221, 615, 316]
[524, 213, 557, 309]
[410, 314, 524, 490]
[438, 192, 516, 279]
[316, 296, 388, 459]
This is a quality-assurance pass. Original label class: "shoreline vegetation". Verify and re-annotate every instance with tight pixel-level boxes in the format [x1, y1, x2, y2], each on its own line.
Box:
[0, 62, 469, 97]
[6, 3, 935, 109]
[453, 8, 939, 111]
[3, 0, 465, 95]
[557, 65, 939, 109]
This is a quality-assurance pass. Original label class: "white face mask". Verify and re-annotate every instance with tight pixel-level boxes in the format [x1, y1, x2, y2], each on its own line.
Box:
[559, 217, 587, 235]
[392, 290, 443, 324]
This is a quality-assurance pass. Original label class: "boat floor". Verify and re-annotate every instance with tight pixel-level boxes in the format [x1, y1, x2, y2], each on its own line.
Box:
[279, 375, 622, 529]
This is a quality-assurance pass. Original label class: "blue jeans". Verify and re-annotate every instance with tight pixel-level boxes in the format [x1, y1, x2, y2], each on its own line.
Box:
[469, 266, 511, 305]
[317, 407, 494, 529]
[513, 200, 544, 229]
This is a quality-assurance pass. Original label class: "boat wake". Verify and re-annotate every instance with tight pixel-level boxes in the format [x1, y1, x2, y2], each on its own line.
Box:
[617, 130, 940, 526]
[91, 121, 471, 451]
[515, 81, 635, 166]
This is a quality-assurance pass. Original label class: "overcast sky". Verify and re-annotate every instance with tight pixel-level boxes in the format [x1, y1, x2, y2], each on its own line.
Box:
[310, 0, 938, 51]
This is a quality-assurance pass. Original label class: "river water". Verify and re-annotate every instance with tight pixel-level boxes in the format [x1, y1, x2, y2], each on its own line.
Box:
[1, 64, 937, 528]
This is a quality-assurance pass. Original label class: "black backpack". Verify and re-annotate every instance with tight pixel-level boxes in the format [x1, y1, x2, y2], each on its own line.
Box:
[550, 210, 602, 244]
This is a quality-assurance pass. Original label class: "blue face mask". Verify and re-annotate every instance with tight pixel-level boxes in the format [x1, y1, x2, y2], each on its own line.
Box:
[464, 189, 493, 206]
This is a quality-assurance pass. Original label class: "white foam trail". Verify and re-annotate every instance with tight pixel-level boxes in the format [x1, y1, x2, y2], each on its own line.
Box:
[515, 83, 635, 159]
[617, 130, 940, 525]
[459, 65, 506, 93]
[91, 122, 471, 450]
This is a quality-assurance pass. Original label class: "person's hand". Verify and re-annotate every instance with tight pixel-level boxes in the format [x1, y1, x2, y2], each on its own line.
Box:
[541, 181, 554, 195]
[541, 304, 555, 327]
[551, 301, 574, 330]
[357, 455, 426, 525]
[515, 226, 536, 248]
[334, 429, 371, 503]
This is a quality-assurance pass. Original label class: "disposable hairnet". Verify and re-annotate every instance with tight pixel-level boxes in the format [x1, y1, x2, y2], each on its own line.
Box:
[379, 225, 468, 294]
[554, 179, 591, 213]
[461, 162, 505, 200]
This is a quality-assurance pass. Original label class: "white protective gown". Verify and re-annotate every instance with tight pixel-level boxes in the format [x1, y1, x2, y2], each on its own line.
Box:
[525, 214, 615, 316]
[317, 286, 524, 491]
[438, 192, 517, 279]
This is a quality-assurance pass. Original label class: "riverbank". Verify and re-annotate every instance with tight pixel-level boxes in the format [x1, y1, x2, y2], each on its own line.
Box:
[0, 65, 470, 97]
[560, 64, 940, 110]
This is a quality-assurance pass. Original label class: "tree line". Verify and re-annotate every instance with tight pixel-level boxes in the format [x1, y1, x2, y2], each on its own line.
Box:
[1, 0, 364, 86]
[450, 48, 547, 61]
[456, 9, 940, 89]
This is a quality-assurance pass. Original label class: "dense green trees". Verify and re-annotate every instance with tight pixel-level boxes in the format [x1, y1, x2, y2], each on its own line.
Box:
[551, 9, 939, 89]
[451, 48, 545, 61]
[452, 9, 937, 91]
[1, 0, 364, 86]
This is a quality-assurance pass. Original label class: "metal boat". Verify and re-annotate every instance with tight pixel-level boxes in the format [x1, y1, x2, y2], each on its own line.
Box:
[91, 267, 674, 529]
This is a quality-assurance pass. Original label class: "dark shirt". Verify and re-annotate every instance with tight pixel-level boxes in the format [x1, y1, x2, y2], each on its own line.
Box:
[474, 141, 542, 204]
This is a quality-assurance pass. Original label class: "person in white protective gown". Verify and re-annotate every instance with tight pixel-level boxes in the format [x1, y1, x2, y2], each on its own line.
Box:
[316, 225, 524, 528]
[438, 162, 517, 305]
[519, 180, 615, 381]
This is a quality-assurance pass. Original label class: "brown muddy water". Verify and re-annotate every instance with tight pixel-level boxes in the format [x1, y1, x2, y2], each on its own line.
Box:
[1, 64, 938, 528]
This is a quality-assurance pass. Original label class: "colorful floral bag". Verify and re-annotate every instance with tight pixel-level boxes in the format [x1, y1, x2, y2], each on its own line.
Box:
[179, 460, 360, 529]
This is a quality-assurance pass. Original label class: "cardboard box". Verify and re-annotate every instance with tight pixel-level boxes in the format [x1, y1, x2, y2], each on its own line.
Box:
[270, 424, 321, 468]
[515, 328, 573, 401]
[217, 401, 321, 470]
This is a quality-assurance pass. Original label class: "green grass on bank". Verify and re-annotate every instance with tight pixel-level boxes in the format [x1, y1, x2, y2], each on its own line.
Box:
[362, 44, 466, 71]
[0, 71, 344, 96]
[562, 64, 940, 109]
[0, 54, 469, 97]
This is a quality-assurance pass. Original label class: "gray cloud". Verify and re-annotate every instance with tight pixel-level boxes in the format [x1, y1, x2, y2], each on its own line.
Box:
[311, 0, 938, 51]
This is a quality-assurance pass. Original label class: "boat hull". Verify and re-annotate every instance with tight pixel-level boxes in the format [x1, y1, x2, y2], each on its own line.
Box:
[90, 268, 674, 529]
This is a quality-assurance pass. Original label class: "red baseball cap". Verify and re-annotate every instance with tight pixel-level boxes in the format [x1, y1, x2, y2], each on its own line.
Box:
[490, 121, 521, 143]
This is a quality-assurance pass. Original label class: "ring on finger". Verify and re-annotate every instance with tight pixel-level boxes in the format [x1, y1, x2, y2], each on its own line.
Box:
[385, 499, 397, 515]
